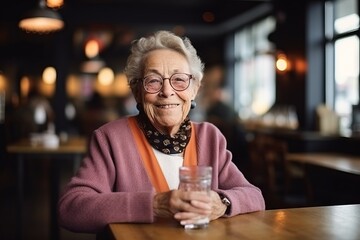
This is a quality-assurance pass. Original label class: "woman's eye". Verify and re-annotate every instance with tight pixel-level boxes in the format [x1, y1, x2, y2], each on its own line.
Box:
[148, 78, 161, 84]
[174, 78, 186, 82]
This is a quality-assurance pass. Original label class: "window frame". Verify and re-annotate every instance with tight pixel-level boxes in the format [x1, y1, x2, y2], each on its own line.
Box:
[324, 0, 360, 133]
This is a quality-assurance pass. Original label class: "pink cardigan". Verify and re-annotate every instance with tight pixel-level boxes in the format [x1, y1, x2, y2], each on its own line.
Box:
[58, 117, 265, 233]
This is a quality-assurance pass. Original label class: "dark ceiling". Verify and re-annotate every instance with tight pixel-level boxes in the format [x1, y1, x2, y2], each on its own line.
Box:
[2, 1, 271, 22]
[0, 0, 274, 73]
[1, 0, 273, 35]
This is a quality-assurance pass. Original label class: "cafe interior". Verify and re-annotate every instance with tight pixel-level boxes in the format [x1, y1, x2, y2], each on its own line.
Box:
[0, 0, 360, 239]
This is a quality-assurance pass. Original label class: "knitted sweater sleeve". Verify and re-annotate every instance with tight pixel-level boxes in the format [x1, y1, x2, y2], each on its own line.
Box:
[195, 122, 266, 215]
[58, 118, 156, 233]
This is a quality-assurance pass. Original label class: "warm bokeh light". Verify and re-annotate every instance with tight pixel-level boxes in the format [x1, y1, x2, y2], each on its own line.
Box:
[0, 73, 6, 91]
[20, 76, 31, 98]
[113, 73, 131, 97]
[66, 74, 82, 98]
[19, 17, 64, 33]
[294, 58, 307, 74]
[85, 39, 100, 58]
[98, 67, 114, 86]
[42, 66, 57, 84]
[95, 79, 111, 96]
[47, 0, 64, 8]
[276, 54, 289, 72]
[38, 78, 55, 97]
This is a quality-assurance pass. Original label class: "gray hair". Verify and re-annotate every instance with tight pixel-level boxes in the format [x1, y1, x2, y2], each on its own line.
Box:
[124, 30, 204, 98]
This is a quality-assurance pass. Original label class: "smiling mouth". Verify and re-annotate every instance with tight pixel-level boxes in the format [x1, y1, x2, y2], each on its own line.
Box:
[156, 104, 179, 109]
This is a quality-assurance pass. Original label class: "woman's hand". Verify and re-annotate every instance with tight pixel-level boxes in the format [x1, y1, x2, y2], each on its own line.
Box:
[208, 191, 227, 220]
[153, 190, 227, 223]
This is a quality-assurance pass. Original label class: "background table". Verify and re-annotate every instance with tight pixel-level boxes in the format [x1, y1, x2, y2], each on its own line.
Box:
[101, 204, 360, 240]
[286, 152, 360, 175]
[286, 152, 360, 205]
[7, 136, 87, 240]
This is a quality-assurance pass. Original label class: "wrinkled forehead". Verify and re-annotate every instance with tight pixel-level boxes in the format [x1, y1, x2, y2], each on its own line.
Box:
[142, 49, 190, 73]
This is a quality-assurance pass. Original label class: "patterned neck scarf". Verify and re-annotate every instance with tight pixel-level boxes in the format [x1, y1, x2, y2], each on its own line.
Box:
[136, 108, 191, 154]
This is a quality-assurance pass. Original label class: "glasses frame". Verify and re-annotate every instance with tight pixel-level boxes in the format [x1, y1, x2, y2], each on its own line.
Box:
[141, 73, 193, 94]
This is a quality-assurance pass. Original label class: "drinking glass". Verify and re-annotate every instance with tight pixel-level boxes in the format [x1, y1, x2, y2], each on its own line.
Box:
[179, 166, 212, 229]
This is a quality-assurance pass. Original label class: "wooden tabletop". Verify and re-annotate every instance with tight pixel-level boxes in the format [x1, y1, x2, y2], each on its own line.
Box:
[6, 136, 87, 154]
[286, 152, 360, 175]
[102, 204, 360, 240]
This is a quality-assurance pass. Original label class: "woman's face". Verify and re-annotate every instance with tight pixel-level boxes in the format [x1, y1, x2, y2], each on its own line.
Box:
[139, 49, 199, 136]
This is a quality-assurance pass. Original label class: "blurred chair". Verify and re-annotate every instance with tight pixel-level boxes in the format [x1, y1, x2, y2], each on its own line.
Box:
[247, 134, 307, 209]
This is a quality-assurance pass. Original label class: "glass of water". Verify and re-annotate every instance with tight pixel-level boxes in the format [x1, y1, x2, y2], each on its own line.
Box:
[179, 166, 212, 229]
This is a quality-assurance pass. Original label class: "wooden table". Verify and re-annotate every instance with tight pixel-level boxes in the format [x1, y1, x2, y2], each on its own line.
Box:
[286, 153, 360, 175]
[6, 136, 87, 240]
[286, 152, 360, 205]
[101, 204, 360, 240]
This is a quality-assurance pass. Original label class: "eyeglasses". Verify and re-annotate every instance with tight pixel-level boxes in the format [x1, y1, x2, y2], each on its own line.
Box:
[141, 73, 193, 94]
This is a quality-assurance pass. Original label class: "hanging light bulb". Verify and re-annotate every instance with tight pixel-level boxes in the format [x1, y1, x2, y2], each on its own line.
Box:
[276, 53, 290, 72]
[19, 0, 64, 33]
[85, 39, 100, 59]
[42, 66, 57, 84]
[46, 0, 64, 9]
[98, 67, 114, 86]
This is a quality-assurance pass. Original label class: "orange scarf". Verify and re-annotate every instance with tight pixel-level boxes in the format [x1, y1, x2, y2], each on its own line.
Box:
[128, 116, 198, 192]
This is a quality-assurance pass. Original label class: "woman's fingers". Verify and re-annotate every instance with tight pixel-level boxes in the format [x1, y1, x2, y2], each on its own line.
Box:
[154, 190, 215, 220]
[190, 199, 211, 208]
[180, 191, 211, 204]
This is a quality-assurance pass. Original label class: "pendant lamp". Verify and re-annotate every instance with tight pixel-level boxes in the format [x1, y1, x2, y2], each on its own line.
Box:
[19, 0, 64, 33]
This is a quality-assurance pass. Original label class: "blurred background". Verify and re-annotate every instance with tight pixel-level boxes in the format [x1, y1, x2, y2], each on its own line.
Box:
[1, 0, 360, 239]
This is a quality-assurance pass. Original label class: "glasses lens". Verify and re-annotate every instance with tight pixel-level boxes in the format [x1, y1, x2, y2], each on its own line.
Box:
[143, 75, 162, 93]
[170, 73, 190, 91]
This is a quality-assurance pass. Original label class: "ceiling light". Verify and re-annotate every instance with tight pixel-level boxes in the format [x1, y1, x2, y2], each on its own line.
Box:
[47, 0, 64, 9]
[42, 66, 57, 84]
[85, 39, 100, 58]
[98, 67, 114, 86]
[19, 0, 64, 33]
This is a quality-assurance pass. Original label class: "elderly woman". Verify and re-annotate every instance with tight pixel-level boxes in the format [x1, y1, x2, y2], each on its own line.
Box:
[58, 30, 265, 233]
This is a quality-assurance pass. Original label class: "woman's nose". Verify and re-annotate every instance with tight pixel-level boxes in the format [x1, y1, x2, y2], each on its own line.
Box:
[160, 79, 174, 96]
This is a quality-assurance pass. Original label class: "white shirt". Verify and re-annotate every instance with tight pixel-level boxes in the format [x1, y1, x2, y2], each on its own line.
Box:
[152, 148, 183, 190]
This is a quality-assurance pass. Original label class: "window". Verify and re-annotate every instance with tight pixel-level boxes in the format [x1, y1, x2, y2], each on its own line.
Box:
[232, 16, 276, 120]
[325, 0, 359, 132]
